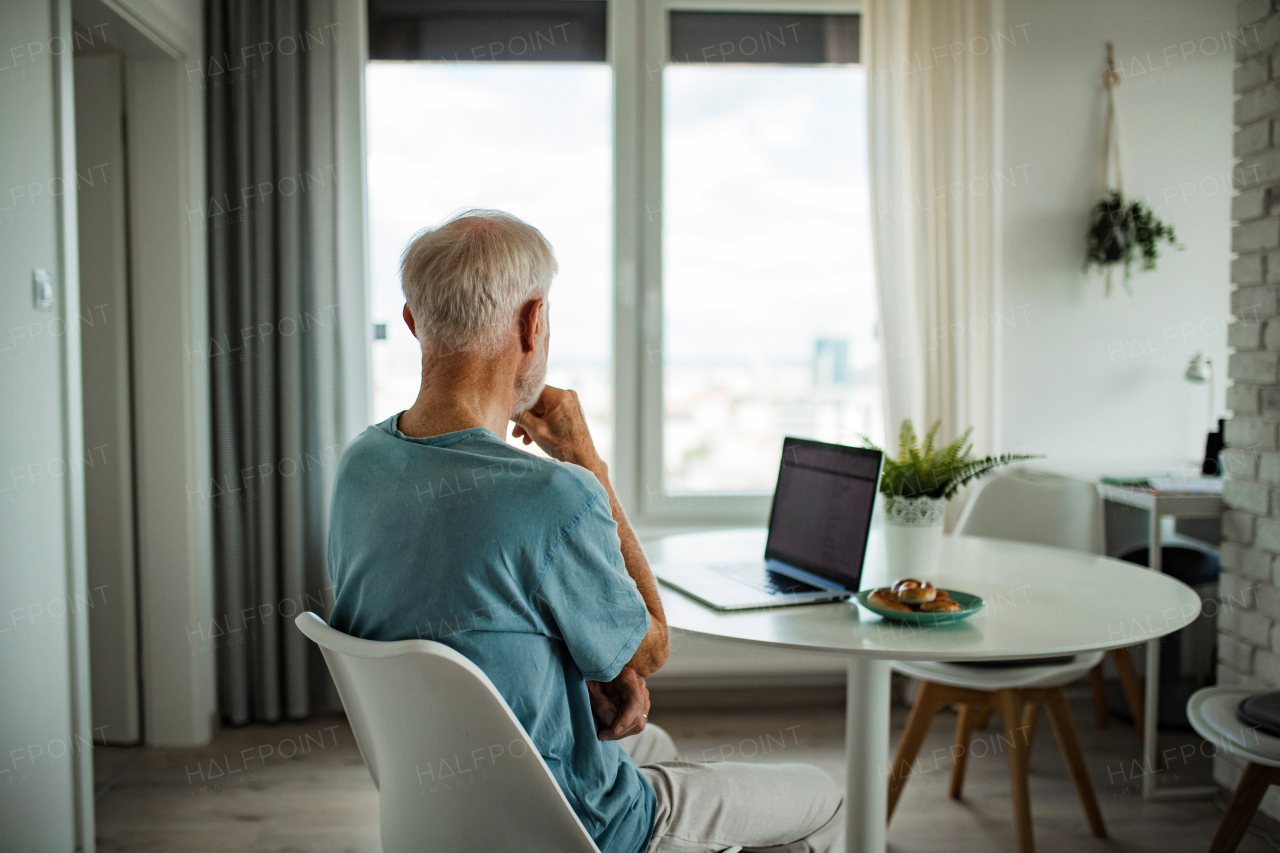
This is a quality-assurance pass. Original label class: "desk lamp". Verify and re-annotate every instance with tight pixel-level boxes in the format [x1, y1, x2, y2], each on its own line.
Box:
[1185, 351, 1222, 475]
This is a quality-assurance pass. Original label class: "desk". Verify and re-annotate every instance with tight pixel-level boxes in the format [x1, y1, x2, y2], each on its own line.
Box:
[1098, 484, 1225, 801]
[651, 528, 1200, 853]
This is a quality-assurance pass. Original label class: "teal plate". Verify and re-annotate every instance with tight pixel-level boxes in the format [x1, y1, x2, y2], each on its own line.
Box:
[853, 589, 985, 624]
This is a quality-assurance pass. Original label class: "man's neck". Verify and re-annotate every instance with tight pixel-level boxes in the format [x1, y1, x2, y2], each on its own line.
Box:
[397, 355, 516, 440]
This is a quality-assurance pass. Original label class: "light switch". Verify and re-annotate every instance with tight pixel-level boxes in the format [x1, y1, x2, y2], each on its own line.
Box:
[32, 269, 54, 312]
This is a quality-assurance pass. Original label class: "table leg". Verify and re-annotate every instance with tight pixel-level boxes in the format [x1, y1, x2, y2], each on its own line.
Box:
[846, 658, 890, 853]
[1138, 512, 1217, 801]
[1143, 510, 1162, 801]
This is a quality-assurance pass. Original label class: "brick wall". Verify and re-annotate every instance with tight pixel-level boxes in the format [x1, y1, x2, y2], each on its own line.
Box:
[1220, 0, 1280, 808]
[1223, 0, 1280, 692]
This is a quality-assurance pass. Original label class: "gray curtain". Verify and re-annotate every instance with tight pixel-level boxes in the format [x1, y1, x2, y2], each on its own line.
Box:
[206, 0, 341, 725]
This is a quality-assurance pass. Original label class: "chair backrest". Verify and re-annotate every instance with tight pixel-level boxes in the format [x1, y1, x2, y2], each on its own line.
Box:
[954, 468, 1105, 555]
[294, 612, 601, 853]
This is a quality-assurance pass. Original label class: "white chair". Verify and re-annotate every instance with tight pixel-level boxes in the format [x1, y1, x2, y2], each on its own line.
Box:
[1188, 687, 1280, 853]
[294, 611, 604, 853]
[955, 469, 1149, 743]
[888, 471, 1120, 853]
[953, 468, 1106, 554]
[888, 653, 1108, 853]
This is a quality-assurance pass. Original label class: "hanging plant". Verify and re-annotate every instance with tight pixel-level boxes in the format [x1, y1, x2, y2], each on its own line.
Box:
[1087, 43, 1183, 296]
[1085, 190, 1180, 292]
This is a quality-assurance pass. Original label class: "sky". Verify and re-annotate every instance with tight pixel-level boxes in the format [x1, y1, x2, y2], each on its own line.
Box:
[365, 60, 880, 488]
[366, 63, 612, 368]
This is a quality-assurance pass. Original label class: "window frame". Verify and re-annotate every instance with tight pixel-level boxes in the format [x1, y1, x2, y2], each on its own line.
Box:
[357, 0, 866, 529]
[613, 0, 865, 528]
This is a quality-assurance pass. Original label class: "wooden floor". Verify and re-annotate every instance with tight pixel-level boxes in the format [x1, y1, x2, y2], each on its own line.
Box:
[94, 688, 1274, 853]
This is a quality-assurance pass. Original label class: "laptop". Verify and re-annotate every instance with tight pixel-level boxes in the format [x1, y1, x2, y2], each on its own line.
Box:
[653, 437, 882, 611]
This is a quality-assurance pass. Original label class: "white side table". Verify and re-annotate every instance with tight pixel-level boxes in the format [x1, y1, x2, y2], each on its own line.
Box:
[1099, 484, 1224, 801]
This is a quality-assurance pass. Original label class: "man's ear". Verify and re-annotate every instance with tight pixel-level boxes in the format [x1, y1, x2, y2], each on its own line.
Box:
[402, 303, 416, 337]
[518, 298, 544, 353]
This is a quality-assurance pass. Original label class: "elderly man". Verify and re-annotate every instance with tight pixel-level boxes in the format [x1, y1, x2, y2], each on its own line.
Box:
[327, 210, 842, 853]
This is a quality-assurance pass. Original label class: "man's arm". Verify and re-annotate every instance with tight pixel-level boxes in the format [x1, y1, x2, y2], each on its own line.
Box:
[513, 386, 669, 677]
[585, 459, 669, 676]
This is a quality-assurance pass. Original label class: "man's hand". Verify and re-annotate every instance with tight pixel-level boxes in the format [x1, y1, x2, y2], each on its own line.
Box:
[512, 385, 603, 473]
[516, 385, 670, 678]
[586, 666, 650, 740]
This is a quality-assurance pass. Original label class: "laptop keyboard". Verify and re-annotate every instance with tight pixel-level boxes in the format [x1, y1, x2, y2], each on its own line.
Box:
[706, 562, 824, 595]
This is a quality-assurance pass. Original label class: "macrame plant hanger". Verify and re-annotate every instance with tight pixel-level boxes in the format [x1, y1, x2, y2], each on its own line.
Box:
[1102, 42, 1124, 297]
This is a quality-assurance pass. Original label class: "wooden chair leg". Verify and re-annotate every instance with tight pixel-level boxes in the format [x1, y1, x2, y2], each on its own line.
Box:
[1020, 701, 1040, 771]
[1111, 647, 1161, 769]
[1088, 662, 1109, 728]
[1043, 688, 1107, 839]
[949, 702, 981, 800]
[888, 680, 944, 824]
[1210, 762, 1280, 853]
[996, 689, 1036, 853]
[975, 703, 993, 731]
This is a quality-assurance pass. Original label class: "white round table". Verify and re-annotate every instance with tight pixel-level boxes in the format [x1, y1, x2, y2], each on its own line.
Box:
[648, 528, 1202, 853]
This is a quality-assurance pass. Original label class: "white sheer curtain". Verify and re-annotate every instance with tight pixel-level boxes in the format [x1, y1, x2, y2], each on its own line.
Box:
[865, 0, 1003, 455]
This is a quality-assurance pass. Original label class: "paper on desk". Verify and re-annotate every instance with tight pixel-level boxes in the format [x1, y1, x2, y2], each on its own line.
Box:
[1146, 476, 1224, 493]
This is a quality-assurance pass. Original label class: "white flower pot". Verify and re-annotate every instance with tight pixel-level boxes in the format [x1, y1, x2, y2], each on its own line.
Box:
[883, 496, 946, 579]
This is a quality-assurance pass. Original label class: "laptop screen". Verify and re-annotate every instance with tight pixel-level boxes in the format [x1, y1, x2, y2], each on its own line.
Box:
[763, 437, 882, 590]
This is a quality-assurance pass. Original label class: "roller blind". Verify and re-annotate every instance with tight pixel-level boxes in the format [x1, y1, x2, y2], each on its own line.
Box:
[669, 11, 860, 65]
[368, 0, 607, 62]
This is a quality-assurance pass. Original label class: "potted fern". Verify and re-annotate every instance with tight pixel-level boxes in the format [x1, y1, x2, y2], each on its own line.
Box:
[864, 421, 1040, 575]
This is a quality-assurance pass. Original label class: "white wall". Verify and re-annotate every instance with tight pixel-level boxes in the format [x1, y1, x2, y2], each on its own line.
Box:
[0, 15, 210, 848]
[999, 0, 1235, 469]
[0, 0, 96, 847]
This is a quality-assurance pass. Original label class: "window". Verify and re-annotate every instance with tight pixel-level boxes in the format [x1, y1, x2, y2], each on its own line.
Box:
[662, 63, 875, 494]
[365, 2, 613, 464]
[364, 1, 875, 524]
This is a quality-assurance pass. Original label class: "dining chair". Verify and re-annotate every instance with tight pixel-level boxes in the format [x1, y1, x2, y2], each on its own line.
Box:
[888, 653, 1108, 853]
[954, 469, 1149, 745]
[294, 611, 605, 853]
[886, 471, 1126, 853]
[295, 612, 736, 853]
[1188, 687, 1280, 853]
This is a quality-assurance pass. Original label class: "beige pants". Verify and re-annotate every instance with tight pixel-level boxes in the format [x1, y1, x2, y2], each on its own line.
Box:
[620, 724, 844, 853]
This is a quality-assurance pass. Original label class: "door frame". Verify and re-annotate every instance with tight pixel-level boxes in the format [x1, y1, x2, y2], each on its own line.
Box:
[71, 0, 216, 749]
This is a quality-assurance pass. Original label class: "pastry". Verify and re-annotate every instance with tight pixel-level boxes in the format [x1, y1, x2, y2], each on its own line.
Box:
[869, 588, 913, 612]
[919, 598, 962, 613]
[898, 585, 937, 605]
[872, 579, 966, 615]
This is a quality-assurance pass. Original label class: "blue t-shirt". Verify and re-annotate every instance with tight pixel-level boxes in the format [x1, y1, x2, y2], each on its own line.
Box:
[327, 415, 655, 853]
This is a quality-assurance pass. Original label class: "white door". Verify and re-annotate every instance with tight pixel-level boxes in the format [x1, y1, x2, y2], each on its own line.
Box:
[75, 50, 142, 745]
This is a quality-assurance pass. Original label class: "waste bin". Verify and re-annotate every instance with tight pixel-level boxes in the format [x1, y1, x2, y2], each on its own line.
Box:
[1105, 544, 1219, 730]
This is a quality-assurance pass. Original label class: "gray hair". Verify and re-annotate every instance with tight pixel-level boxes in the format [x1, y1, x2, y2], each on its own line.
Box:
[400, 209, 557, 356]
